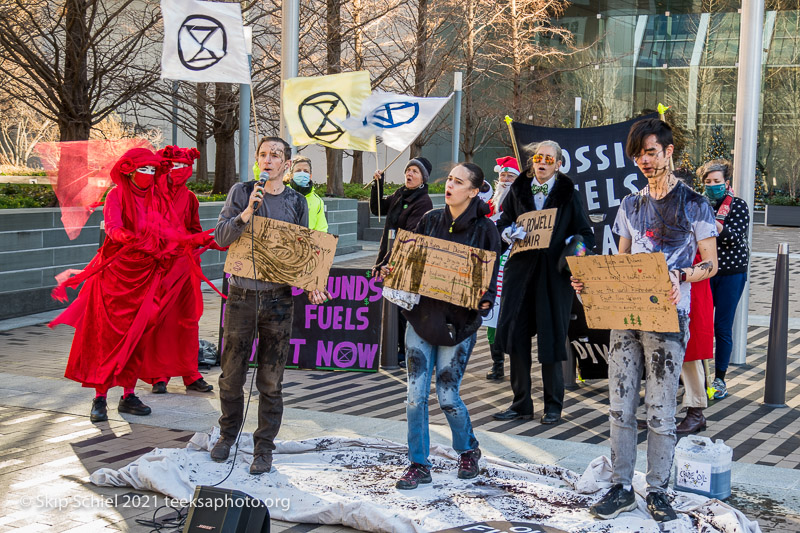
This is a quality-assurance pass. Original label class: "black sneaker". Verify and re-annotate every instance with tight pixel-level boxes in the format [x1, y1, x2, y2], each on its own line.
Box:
[186, 378, 213, 392]
[90, 396, 108, 422]
[395, 463, 432, 490]
[590, 483, 637, 519]
[457, 448, 481, 479]
[118, 394, 152, 416]
[152, 381, 167, 394]
[646, 491, 678, 522]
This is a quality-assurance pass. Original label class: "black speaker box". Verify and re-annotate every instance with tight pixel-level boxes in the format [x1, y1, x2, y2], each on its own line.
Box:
[183, 485, 270, 533]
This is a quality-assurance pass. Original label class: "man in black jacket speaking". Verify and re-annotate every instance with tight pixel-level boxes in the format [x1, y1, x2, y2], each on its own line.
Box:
[493, 140, 594, 425]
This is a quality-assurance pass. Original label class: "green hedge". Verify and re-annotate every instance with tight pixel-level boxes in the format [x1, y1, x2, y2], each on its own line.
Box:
[189, 180, 445, 202]
[1, 180, 447, 208]
[0, 183, 57, 209]
[765, 194, 800, 206]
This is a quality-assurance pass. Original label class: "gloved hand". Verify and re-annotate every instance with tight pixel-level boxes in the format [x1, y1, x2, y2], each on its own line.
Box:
[110, 229, 136, 245]
[501, 223, 526, 245]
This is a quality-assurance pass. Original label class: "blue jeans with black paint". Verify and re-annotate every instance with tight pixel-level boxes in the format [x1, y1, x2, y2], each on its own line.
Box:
[405, 323, 479, 467]
[710, 272, 748, 375]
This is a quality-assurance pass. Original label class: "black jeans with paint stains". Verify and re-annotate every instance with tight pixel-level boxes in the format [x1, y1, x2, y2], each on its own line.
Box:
[218, 285, 293, 455]
[607, 313, 690, 493]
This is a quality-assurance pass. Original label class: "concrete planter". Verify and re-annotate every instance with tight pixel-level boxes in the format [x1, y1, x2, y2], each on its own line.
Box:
[765, 205, 800, 227]
[0, 198, 359, 319]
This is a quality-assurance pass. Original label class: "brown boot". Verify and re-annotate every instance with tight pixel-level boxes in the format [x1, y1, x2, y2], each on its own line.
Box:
[676, 407, 707, 434]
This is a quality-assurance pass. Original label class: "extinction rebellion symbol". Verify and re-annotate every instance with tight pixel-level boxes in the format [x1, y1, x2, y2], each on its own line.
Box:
[366, 101, 420, 129]
[299, 92, 350, 143]
[178, 15, 228, 71]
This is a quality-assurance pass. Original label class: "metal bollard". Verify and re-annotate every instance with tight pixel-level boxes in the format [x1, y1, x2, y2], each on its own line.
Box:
[381, 230, 399, 370]
[764, 242, 789, 408]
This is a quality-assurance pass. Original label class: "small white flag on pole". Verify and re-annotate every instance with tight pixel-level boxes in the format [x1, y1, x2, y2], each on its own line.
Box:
[340, 91, 452, 152]
[160, 0, 251, 84]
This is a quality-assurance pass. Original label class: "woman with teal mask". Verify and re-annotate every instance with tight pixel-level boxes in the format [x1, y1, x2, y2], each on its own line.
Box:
[698, 159, 750, 401]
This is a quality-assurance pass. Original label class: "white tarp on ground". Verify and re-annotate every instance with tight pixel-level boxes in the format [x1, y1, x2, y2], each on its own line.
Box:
[90, 430, 761, 533]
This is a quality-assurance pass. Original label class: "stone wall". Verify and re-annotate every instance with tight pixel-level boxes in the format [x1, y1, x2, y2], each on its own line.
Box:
[0, 198, 359, 320]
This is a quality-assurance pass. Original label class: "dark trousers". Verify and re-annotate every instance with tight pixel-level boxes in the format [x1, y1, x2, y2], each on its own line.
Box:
[509, 338, 564, 416]
[398, 313, 407, 356]
[218, 285, 293, 455]
[709, 272, 747, 374]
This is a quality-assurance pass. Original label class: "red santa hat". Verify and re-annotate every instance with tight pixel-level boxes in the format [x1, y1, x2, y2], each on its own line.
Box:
[494, 156, 520, 176]
[157, 145, 201, 166]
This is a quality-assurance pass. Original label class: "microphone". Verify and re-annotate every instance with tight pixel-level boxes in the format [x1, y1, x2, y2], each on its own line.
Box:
[253, 170, 269, 210]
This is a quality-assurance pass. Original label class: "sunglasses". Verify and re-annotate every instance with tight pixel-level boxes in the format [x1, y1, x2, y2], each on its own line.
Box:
[532, 154, 556, 165]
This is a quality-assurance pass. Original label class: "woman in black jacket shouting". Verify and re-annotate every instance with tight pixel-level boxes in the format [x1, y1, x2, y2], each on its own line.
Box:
[381, 162, 500, 490]
[370, 157, 434, 366]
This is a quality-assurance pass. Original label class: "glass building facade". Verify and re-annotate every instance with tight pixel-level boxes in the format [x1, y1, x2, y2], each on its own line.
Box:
[427, 1, 800, 195]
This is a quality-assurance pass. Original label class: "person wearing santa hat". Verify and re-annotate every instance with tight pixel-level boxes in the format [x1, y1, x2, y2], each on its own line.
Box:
[144, 146, 215, 395]
[484, 156, 520, 381]
[488, 156, 520, 222]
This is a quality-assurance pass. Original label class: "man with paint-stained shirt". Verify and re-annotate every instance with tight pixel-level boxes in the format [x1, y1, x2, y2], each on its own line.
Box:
[572, 118, 718, 523]
[212, 136, 325, 475]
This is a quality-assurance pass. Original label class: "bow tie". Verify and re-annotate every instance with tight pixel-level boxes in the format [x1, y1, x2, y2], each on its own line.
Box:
[532, 183, 549, 195]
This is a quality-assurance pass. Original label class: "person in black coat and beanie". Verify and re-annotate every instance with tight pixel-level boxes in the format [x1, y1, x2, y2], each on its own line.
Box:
[370, 157, 434, 366]
[493, 140, 594, 425]
[379, 162, 500, 490]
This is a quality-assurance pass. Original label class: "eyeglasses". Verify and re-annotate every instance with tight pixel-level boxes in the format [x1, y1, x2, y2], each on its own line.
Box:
[532, 154, 556, 165]
[633, 149, 664, 163]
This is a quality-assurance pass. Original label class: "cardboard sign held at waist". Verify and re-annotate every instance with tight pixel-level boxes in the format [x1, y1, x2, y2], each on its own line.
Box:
[510, 208, 557, 257]
[566, 252, 679, 333]
[383, 229, 496, 310]
[223, 215, 338, 292]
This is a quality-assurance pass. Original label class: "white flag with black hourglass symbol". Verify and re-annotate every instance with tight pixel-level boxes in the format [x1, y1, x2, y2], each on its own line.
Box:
[160, 0, 251, 84]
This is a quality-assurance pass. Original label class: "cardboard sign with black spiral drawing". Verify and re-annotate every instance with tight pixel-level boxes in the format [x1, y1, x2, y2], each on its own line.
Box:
[223, 215, 338, 292]
[383, 229, 496, 310]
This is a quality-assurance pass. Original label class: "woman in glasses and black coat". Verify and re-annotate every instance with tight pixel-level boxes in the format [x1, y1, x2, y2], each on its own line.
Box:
[493, 140, 594, 425]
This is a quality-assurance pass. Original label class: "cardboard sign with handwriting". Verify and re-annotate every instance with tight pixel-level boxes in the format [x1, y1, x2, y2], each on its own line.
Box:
[223, 216, 338, 292]
[566, 252, 679, 333]
[383, 229, 496, 309]
[510, 208, 557, 257]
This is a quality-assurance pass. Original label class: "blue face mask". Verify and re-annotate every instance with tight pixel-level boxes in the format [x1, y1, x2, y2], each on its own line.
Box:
[705, 183, 727, 201]
[292, 172, 311, 187]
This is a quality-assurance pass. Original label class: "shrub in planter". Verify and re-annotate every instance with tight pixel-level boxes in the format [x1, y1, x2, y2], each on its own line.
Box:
[765, 194, 800, 206]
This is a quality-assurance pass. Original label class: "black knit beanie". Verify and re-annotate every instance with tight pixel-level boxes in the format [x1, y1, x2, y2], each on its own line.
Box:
[406, 157, 433, 183]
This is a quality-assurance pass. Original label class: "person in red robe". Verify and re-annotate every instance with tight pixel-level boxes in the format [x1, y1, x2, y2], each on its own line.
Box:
[51, 147, 175, 422]
[143, 145, 215, 395]
[676, 252, 714, 434]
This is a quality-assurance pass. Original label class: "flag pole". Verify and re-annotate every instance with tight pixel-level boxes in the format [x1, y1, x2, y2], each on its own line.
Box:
[504, 115, 522, 167]
[362, 149, 405, 189]
[375, 151, 381, 222]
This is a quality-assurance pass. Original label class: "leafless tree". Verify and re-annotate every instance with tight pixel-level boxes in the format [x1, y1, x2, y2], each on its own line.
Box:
[0, 0, 161, 142]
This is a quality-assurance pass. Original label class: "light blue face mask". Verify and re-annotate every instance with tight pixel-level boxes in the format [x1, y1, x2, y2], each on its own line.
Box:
[705, 183, 727, 201]
[292, 171, 311, 187]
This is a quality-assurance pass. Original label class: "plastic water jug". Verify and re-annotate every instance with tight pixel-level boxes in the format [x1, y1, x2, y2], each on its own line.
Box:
[674, 435, 732, 499]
